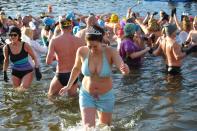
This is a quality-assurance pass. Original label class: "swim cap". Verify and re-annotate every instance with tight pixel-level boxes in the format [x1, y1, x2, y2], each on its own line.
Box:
[8, 26, 21, 37]
[73, 26, 80, 35]
[97, 19, 105, 28]
[43, 17, 55, 26]
[124, 23, 136, 36]
[66, 11, 75, 20]
[110, 13, 119, 23]
[164, 24, 177, 36]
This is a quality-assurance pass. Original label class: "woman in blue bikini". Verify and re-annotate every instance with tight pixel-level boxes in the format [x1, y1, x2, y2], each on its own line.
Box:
[59, 25, 129, 129]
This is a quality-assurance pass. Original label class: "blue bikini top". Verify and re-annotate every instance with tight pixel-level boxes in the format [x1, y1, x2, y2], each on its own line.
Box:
[81, 49, 112, 77]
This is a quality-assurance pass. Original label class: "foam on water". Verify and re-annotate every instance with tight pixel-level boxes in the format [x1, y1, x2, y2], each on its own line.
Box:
[61, 119, 112, 131]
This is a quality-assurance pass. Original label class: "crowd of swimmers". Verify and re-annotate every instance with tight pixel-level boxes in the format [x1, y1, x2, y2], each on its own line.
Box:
[0, 4, 197, 130]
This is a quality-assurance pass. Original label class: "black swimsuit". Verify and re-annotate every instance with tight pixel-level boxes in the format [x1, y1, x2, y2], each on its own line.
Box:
[56, 72, 78, 86]
[166, 65, 181, 75]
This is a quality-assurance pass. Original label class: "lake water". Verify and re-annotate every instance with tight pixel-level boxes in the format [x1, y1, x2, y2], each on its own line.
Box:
[0, 0, 197, 131]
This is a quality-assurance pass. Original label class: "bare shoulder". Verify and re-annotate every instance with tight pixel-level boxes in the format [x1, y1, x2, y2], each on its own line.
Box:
[77, 46, 88, 56]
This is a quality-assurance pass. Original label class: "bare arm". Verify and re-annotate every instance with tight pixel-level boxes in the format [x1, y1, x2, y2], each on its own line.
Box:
[3, 45, 9, 71]
[111, 47, 130, 75]
[65, 48, 83, 88]
[135, 19, 149, 35]
[129, 47, 150, 59]
[46, 39, 55, 65]
[153, 42, 163, 56]
[174, 14, 182, 31]
[185, 31, 192, 43]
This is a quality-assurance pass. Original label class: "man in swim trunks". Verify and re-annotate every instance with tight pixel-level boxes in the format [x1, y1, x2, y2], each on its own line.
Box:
[152, 24, 197, 75]
[46, 18, 84, 97]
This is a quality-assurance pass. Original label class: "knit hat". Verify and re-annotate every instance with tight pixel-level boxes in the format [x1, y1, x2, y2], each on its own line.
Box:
[124, 23, 136, 36]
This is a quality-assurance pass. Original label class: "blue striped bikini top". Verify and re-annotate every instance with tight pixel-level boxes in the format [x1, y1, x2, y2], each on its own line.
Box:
[81, 49, 112, 77]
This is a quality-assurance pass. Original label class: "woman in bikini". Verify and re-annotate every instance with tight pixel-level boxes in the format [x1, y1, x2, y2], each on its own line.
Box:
[59, 25, 129, 129]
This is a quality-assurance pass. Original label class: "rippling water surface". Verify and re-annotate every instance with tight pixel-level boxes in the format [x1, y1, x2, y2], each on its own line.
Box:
[0, 0, 197, 131]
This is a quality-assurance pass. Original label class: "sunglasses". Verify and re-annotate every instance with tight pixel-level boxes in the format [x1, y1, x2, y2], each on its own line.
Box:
[9, 33, 18, 37]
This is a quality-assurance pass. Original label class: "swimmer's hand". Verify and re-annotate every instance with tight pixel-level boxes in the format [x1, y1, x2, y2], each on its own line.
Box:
[120, 62, 130, 75]
[59, 86, 70, 96]
[3, 71, 9, 82]
[35, 67, 42, 81]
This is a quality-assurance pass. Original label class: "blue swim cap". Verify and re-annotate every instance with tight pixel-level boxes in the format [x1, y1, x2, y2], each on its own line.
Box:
[66, 11, 75, 20]
[73, 26, 80, 35]
[97, 19, 105, 28]
[43, 17, 55, 26]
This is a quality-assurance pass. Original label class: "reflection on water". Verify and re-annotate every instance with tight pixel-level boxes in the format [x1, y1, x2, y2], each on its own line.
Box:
[0, 0, 197, 130]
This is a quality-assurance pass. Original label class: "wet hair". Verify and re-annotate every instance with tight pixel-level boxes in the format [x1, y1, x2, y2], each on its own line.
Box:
[85, 25, 104, 42]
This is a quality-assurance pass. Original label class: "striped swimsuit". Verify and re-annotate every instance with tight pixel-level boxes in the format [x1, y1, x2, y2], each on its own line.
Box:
[7, 42, 33, 79]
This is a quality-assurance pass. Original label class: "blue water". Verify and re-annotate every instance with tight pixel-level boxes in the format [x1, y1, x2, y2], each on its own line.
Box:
[0, 0, 197, 131]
